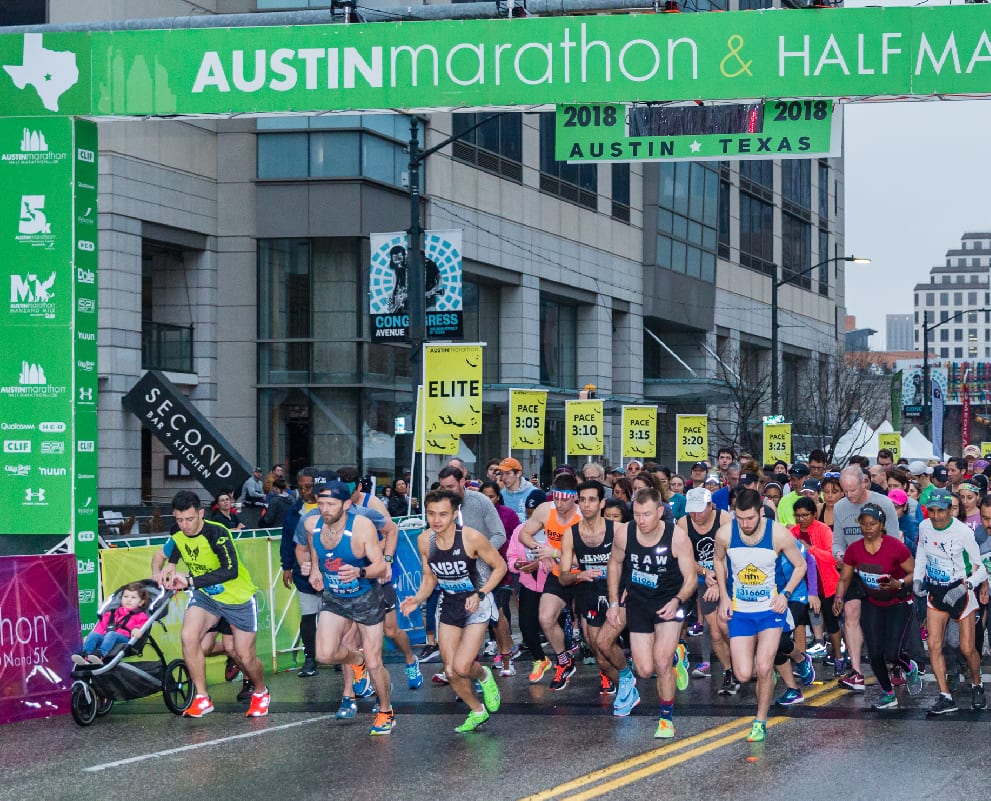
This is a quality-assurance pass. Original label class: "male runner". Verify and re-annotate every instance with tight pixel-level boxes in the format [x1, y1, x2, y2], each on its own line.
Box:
[155, 490, 269, 718]
[519, 472, 584, 690]
[607, 488, 697, 739]
[305, 481, 396, 735]
[714, 488, 806, 743]
[914, 488, 989, 715]
[399, 489, 507, 733]
[558, 480, 637, 714]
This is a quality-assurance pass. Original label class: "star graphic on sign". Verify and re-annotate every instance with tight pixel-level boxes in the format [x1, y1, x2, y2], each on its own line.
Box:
[689, 140, 702, 153]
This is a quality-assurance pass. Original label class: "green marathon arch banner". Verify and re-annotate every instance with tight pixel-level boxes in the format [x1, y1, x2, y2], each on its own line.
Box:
[2, 5, 991, 118]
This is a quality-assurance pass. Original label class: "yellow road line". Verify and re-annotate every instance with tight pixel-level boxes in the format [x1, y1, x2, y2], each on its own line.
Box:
[519, 680, 844, 801]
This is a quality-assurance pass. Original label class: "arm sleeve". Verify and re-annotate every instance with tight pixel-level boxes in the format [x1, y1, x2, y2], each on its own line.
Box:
[164, 537, 179, 564]
[190, 525, 241, 588]
[804, 550, 818, 596]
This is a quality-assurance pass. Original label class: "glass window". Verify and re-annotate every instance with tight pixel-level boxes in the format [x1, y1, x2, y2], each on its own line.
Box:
[655, 162, 719, 282]
[818, 160, 829, 218]
[540, 296, 578, 389]
[940, 292, 948, 304]
[782, 213, 811, 288]
[718, 178, 730, 257]
[940, 329, 949, 342]
[927, 293, 935, 306]
[969, 291, 978, 306]
[782, 159, 812, 209]
[0, 0, 46, 23]
[954, 292, 963, 305]
[818, 228, 829, 296]
[739, 191, 773, 276]
[310, 132, 360, 177]
[538, 113, 597, 208]
[612, 163, 630, 206]
[955, 347, 963, 358]
[257, 133, 308, 179]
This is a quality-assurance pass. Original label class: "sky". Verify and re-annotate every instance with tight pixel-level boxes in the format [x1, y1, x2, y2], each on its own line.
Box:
[842, 0, 991, 349]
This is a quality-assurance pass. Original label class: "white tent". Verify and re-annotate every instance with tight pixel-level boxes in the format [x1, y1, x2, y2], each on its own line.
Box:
[901, 426, 947, 461]
[854, 419, 894, 460]
[833, 417, 878, 464]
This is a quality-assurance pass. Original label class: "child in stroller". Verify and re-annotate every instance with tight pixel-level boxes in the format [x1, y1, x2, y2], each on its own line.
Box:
[73, 581, 150, 666]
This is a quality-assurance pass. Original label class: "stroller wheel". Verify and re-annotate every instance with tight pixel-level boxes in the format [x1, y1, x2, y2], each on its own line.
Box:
[163, 659, 194, 715]
[71, 682, 98, 726]
[96, 696, 114, 716]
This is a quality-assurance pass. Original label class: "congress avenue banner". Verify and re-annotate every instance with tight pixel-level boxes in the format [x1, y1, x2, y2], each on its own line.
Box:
[2, 7, 991, 119]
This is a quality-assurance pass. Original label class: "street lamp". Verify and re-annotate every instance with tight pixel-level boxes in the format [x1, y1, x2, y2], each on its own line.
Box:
[770, 254, 871, 413]
[921, 307, 991, 441]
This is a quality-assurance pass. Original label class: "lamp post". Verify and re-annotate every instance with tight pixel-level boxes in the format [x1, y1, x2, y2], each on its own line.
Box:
[921, 307, 991, 440]
[770, 255, 871, 413]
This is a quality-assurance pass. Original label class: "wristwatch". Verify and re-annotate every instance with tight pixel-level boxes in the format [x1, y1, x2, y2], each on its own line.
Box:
[476, 590, 486, 601]
[383, 555, 394, 564]
[359, 567, 367, 579]
[783, 589, 793, 600]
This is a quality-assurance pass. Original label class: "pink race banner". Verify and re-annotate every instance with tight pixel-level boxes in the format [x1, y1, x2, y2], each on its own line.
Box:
[0, 554, 80, 724]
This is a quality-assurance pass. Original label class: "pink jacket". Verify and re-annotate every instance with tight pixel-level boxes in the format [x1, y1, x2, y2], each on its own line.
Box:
[505, 523, 549, 593]
[791, 519, 840, 598]
[94, 606, 149, 637]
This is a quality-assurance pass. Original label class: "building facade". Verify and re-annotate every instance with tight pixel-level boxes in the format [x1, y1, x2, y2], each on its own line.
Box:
[9, 0, 845, 507]
[886, 313, 913, 352]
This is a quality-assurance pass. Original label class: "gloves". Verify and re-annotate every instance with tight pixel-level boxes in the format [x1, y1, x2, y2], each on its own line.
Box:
[942, 582, 967, 608]
[913, 579, 928, 598]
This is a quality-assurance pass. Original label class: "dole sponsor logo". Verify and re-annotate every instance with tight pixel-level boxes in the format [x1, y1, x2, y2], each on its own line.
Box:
[77, 147, 94, 163]
[0, 361, 66, 399]
[9, 272, 56, 318]
[16, 195, 56, 248]
[38, 421, 65, 433]
[76, 267, 95, 284]
[4, 464, 30, 477]
[0, 127, 67, 166]
[3, 440, 31, 453]
[23, 487, 46, 505]
[77, 440, 95, 452]
[40, 441, 64, 455]
[77, 558, 96, 575]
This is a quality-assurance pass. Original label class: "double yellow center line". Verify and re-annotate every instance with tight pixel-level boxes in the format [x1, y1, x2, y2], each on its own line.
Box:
[519, 681, 850, 801]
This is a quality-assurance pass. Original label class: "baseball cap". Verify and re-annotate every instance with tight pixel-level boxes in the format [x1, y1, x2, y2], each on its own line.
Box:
[685, 487, 712, 513]
[253, 466, 262, 472]
[738, 472, 760, 486]
[524, 489, 547, 509]
[788, 462, 811, 477]
[801, 479, 821, 495]
[311, 469, 339, 487]
[908, 460, 933, 476]
[315, 480, 351, 502]
[498, 457, 522, 473]
[964, 444, 981, 459]
[888, 488, 908, 506]
[932, 465, 949, 483]
[926, 488, 953, 509]
[691, 461, 708, 471]
[626, 460, 643, 469]
[858, 502, 886, 523]
[704, 474, 721, 486]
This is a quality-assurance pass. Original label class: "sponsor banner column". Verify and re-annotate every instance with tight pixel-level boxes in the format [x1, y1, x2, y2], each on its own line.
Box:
[0, 118, 74, 537]
[73, 119, 99, 624]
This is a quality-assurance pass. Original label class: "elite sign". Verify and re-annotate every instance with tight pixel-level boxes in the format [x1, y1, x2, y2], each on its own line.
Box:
[2, 6, 991, 117]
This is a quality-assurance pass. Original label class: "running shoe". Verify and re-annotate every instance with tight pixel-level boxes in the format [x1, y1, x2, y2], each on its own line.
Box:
[839, 670, 865, 692]
[71, 652, 90, 667]
[718, 670, 741, 696]
[405, 661, 424, 690]
[183, 694, 214, 718]
[833, 657, 846, 678]
[873, 691, 898, 710]
[352, 661, 375, 698]
[493, 644, 521, 668]
[482, 639, 498, 657]
[86, 653, 104, 665]
[745, 719, 767, 742]
[775, 688, 804, 706]
[432, 672, 449, 685]
[298, 657, 318, 678]
[236, 679, 254, 702]
[654, 717, 675, 739]
[335, 696, 357, 720]
[806, 641, 828, 659]
[454, 709, 490, 733]
[906, 660, 923, 696]
[600, 672, 617, 694]
[613, 685, 641, 717]
[369, 709, 395, 735]
[224, 655, 240, 682]
[528, 657, 552, 684]
[417, 643, 440, 662]
[245, 687, 271, 717]
[549, 660, 576, 692]
[581, 643, 597, 666]
[687, 622, 704, 637]
[972, 684, 987, 711]
[674, 644, 689, 692]
[692, 662, 711, 679]
[890, 667, 906, 687]
[480, 666, 502, 713]
[500, 662, 517, 678]
[927, 694, 958, 716]
[795, 655, 815, 687]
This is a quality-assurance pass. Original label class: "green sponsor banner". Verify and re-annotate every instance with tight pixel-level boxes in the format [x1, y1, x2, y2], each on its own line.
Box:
[1, 7, 991, 117]
[555, 99, 838, 162]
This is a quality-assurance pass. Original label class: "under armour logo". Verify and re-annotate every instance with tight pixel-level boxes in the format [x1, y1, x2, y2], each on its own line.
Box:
[79, 387, 93, 401]
[25, 488, 45, 502]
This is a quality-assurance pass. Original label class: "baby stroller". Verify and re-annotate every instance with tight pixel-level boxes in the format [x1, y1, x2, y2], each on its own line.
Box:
[70, 578, 193, 725]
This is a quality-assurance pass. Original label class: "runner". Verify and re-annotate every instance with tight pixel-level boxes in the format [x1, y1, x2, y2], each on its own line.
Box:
[399, 489, 507, 733]
[913, 488, 989, 715]
[714, 488, 807, 743]
[558, 480, 637, 714]
[606, 488, 697, 739]
[518, 473, 583, 691]
[832, 503, 920, 711]
[305, 481, 396, 735]
[154, 490, 269, 719]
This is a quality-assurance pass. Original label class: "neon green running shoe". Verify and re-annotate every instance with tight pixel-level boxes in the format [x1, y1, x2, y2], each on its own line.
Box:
[455, 708, 490, 733]
[746, 719, 767, 743]
[479, 666, 502, 713]
[674, 644, 689, 692]
[654, 717, 675, 739]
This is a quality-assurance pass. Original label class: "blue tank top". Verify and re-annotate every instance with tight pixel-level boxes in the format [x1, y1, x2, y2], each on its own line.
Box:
[727, 517, 778, 612]
[312, 511, 373, 598]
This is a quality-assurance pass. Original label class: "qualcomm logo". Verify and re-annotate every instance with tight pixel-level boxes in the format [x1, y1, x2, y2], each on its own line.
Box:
[9, 272, 56, 318]
[23, 487, 46, 505]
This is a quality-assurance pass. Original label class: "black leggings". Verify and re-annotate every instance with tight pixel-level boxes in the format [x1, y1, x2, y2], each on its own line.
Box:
[861, 600, 913, 693]
[517, 584, 547, 662]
